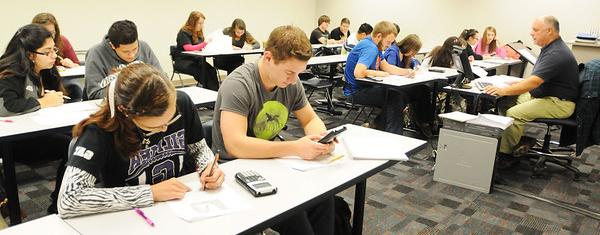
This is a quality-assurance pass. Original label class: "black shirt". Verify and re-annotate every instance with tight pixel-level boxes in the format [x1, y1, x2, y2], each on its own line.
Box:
[530, 37, 579, 101]
[67, 91, 208, 187]
[465, 44, 483, 60]
[329, 27, 350, 41]
[310, 28, 329, 44]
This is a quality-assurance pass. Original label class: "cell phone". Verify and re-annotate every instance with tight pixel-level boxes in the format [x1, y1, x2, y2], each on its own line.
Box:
[235, 170, 277, 197]
[318, 126, 347, 144]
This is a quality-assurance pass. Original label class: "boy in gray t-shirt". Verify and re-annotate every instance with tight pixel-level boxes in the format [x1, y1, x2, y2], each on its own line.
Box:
[211, 25, 335, 235]
[212, 26, 335, 161]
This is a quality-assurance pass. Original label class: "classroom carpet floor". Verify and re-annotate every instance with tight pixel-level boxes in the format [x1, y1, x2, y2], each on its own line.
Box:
[8, 89, 600, 234]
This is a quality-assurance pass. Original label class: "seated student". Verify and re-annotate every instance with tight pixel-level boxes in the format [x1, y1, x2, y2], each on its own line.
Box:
[329, 17, 351, 43]
[344, 21, 416, 135]
[0, 24, 70, 213]
[85, 20, 162, 100]
[310, 15, 335, 45]
[459, 28, 483, 61]
[58, 63, 222, 218]
[473, 26, 507, 59]
[213, 25, 334, 234]
[383, 34, 435, 137]
[174, 11, 219, 91]
[344, 23, 373, 51]
[421, 36, 468, 112]
[32, 13, 79, 68]
[484, 16, 578, 168]
[214, 18, 261, 75]
[32, 12, 83, 101]
[421, 36, 464, 69]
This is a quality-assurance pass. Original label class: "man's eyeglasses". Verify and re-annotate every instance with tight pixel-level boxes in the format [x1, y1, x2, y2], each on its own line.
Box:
[31, 47, 59, 57]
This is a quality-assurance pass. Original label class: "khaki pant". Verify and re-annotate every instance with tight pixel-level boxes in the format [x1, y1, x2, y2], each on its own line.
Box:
[499, 93, 575, 154]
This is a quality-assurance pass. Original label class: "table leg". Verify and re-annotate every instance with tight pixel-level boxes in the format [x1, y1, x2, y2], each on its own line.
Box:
[1, 142, 21, 225]
[352, 180, 366, 235]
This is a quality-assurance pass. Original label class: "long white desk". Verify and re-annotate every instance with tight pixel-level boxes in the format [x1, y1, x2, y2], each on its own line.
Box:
[58, 66, 85, 79]
[311, 44, 343, 49]
[182, 48, 264, 57]
[307, 54, 347, 66]
[0, 214, 79, 235]
[63, 124, 426, 235]
[0, 87, 217, 225]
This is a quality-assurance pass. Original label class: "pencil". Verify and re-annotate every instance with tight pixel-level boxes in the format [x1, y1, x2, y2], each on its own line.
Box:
[44, 89, 71, 100]
[203, 153, 220, 190]
[327, 154, 344, 164]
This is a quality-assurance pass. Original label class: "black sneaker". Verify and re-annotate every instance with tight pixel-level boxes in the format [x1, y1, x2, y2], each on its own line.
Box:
[415, 121, 434, 139]
[496, 153, 520, 170]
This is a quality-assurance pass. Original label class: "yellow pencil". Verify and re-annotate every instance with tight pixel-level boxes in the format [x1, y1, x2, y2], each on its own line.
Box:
[327, 154, 344, 164]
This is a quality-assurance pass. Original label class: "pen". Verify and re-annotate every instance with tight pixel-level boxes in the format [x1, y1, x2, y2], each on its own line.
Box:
[0, 120, 13, 123]
[133, 208, 155, 227]
[203, 153, 220, 190]
[44, 90, 71, 100]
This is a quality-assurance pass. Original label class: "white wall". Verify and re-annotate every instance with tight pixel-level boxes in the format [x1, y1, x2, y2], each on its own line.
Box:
[1, 0, 317, 74]
[316, 0, 600, 54]
[3, 0, 598, 75]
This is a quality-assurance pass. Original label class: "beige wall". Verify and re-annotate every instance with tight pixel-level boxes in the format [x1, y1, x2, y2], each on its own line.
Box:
[1, 0, 317, 74]
[316, 0, 600, 54]
[3, 0, 598, 75]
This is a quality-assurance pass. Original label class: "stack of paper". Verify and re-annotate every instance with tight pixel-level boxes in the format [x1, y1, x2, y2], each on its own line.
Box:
[167, 183, 250, 222]
[439, 111, 513, 130]
[340, 135, 408, 161]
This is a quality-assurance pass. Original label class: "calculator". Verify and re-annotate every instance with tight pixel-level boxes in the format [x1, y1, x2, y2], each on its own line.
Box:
[235, 170, 277, 197]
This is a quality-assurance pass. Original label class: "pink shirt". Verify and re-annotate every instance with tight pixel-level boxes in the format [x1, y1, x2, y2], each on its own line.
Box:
[473, 39, 507, 58]
[182, 42, 207, 51]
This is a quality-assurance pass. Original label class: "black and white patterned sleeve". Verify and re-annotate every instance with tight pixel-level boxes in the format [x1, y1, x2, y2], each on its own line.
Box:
[188, 138, 215, 173]
[57, 166, 154, 218]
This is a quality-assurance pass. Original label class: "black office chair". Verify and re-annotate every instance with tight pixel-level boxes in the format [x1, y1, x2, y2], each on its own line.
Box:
[300, 72, 335, 100]
[516, 117, 582, 180]
[169, 45, 185, 87]
[515, 60, 600, 180]
[341, 80, 377, 125]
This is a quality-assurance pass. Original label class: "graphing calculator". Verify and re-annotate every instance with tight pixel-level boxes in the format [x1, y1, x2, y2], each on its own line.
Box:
[235, 170, 277, 197]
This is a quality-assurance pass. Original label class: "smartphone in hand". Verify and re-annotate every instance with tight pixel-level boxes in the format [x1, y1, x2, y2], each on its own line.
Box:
[318, 126, 347, 144]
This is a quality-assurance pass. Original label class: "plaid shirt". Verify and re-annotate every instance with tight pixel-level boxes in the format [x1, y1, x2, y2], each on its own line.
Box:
[579, 59, 600, 98]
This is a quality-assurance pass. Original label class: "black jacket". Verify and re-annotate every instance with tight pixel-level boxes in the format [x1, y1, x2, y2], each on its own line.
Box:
[0, 69, 61, 116]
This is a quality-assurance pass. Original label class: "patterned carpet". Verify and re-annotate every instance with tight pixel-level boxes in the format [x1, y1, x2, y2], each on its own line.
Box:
[8, 88, 600, 234]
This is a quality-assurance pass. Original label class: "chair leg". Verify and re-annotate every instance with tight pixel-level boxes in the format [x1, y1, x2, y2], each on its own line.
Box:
[177, 73, 184, 87]
[307, 89, 315, 100]
[352, 107, 366, 124]
[342, 103, 355, 122]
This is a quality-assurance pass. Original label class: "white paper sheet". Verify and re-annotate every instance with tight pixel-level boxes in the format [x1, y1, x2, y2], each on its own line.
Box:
[340, 135, 408, 161]
[167, 182, 250, 222]
[203, 30, 233, 53]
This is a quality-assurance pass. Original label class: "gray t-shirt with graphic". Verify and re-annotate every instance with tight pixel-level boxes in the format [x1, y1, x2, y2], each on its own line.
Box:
[212, 62, 308, 160]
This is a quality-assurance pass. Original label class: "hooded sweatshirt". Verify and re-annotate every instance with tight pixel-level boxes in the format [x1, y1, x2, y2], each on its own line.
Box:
[84, 37, 162, 100]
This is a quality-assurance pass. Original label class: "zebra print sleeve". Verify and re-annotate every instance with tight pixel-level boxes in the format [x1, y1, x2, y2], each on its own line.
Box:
[57, 166, 154, 218]
[188, 138, 215, 173]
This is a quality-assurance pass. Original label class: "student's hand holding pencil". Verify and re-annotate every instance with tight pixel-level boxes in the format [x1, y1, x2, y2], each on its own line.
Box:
[38, 90, 65, 108]
[200, 153, 224, 190]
